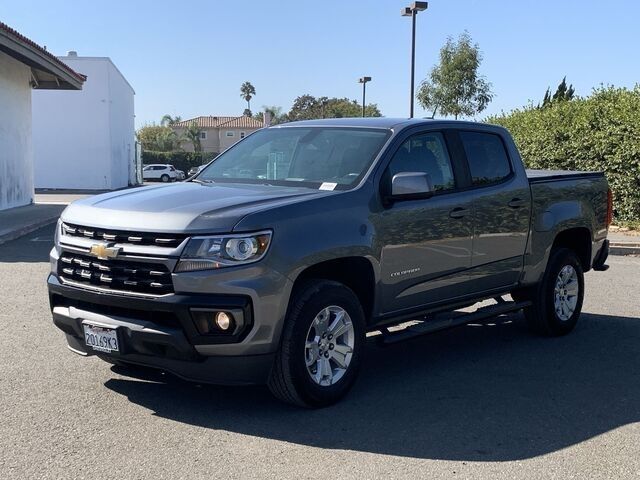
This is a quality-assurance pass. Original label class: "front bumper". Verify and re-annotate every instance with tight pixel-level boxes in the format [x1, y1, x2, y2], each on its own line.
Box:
[48, 275, 276, 385]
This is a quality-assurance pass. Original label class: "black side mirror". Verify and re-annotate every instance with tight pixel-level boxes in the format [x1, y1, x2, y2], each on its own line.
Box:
[390, 172, 434, 201]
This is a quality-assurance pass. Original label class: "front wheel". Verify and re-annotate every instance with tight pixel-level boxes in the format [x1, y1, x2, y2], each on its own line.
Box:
[268, 280, 365, 408]
[521, 248, 585, 336]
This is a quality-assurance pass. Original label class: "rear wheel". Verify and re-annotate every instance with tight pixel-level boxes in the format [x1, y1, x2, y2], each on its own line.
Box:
[268, 280, 365, 408]
[519, 248, 584, 336]
[161, 174, 170, 182]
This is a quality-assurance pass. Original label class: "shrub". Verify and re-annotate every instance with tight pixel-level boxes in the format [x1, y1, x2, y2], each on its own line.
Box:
[142, 151, 218, 174]
[487, 86, 640, 223]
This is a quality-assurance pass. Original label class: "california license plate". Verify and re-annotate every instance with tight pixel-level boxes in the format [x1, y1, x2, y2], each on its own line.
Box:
[83, 324, 119, 353]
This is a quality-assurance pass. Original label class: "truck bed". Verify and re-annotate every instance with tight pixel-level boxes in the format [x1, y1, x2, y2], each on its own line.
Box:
[526, 169, 605, 184]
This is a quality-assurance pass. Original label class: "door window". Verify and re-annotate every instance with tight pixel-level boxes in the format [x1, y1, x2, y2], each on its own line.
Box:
[387, 132, 455, 192]
[459, 132, 512, 186]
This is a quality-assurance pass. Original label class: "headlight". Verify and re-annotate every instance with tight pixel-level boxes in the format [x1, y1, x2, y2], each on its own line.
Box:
[175, 231, 272, 272]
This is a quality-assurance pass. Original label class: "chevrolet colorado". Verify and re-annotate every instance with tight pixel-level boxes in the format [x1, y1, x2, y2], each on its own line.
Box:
[48, 118, 611, 407]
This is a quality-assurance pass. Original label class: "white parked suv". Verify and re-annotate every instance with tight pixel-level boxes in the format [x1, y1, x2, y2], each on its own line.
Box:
[143, 164, 178, 182]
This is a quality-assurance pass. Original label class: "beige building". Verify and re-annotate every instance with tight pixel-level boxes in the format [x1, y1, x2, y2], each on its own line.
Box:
[172, 116, 264, 155]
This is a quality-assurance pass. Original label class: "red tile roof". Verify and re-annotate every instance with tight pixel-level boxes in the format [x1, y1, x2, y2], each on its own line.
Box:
[0, 21, 86, 82]
[174, 116, 263, 129]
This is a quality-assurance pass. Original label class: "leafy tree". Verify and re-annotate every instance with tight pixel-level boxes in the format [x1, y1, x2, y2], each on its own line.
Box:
[286, 95, 381, 121]
[184, 121, 203, 152]
[160, 114, 182, 126]
[254, 105, 287, 125]
[417, 31, 493, 119]
[552, 77, 575, 102]
[243, 108, 253, 117]
[541, 77, 576, 108]
[240, 81, 256, 114]
[136, 124, 181, 152]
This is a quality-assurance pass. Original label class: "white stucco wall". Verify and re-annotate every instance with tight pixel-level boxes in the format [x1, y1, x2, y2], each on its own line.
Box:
[0, 52, 33, 210]
[32, 56, 135, 190]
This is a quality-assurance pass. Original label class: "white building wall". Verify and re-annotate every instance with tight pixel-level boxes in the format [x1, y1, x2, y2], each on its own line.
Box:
[0, 52, 33, 210]
[106, 59, 136, 187]
[32, 56, 135, 190]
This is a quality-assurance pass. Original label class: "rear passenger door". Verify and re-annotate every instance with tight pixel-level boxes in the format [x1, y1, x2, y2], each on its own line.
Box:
[458, 130, 531, 290]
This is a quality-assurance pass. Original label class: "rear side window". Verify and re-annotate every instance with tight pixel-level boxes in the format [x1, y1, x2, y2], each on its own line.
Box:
[460, 132, 511, 186]
[387, 132, 455, 192]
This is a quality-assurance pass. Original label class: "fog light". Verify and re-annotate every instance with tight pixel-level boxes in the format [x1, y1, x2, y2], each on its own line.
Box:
[190, 308, 243, 336]
[215, 311, 232, 331]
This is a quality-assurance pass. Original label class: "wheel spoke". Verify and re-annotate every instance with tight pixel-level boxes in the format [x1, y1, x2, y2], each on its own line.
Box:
[566, 280, 579, 295]
[313, 360, 323, 384]
[327, 310, 344, 332]
[333, 343, 353, 356]
[329, 319, 352, 339]
[321, 357, 333, 384]
[331, 350, 348, 369]
[305, 341, 318, 367]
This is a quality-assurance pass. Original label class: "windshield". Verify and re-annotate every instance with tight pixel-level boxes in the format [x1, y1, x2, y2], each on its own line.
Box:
[196, 127, 390, 189]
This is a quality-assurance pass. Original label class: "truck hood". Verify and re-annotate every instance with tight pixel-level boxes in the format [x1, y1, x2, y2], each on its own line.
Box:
[61, 182, 329, 233]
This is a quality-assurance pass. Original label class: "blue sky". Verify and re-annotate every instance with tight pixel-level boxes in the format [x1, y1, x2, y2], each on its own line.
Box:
[4, 0, 638, 127]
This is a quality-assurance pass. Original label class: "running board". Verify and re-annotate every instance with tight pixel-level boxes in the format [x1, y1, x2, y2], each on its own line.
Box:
[379, 299, 532, 345]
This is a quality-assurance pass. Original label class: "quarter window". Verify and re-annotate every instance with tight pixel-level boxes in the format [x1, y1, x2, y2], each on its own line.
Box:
[387, 132, 455, 192]
[460, 131, 512, 186]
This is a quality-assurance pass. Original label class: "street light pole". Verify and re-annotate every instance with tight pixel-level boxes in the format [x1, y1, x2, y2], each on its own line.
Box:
[358, 76, 371, 117]
[402, 2, 428, 118]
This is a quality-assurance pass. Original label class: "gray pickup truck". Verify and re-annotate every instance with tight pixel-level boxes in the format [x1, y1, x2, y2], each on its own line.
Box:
[48, 118, 611, 407]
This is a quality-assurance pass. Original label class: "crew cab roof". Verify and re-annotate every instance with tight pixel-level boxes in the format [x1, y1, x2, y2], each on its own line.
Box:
[272, 117, 506, 131]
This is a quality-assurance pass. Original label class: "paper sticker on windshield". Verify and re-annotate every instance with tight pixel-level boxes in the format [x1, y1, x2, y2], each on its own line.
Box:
[319, 182, 337, 191]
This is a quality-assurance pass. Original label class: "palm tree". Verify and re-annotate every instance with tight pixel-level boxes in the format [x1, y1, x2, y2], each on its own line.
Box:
[184, 121, 203, 153]
[240, 81, 256, 115]
[161, 114, 182, 126]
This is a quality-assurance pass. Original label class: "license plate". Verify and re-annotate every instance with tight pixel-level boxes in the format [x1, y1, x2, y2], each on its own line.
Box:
[83, 324, 119, 353]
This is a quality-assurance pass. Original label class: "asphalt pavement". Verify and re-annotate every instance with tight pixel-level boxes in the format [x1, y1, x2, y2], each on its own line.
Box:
[1, 225, 639, 479]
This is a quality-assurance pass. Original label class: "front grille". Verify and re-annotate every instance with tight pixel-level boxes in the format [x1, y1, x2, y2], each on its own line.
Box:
[58, 252, 174, 295]
[62, 223, 187, 248]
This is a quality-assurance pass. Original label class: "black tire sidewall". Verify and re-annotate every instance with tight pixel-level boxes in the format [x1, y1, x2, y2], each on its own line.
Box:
[286, 282, 365, 407]
[539, 248, 585, 335]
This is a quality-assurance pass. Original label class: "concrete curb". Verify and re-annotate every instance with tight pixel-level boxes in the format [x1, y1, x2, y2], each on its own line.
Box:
[0, 216, 59, 246]
[609, 242, 640, 256]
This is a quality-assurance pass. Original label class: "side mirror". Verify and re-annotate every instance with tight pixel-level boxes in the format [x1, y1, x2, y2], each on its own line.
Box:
[390, 172, 434, 201]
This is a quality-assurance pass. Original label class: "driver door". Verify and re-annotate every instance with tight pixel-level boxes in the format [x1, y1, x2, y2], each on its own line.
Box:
[376, 130, 475, 315]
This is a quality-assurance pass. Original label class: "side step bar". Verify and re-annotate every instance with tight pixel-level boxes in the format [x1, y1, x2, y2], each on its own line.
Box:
[379, 298, 532, 345]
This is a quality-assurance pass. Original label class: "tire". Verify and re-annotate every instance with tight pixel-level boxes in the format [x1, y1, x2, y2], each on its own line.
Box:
[161, 174, 170, 182]
[521, 248, 585, 336]
[268, 280, 366, 408]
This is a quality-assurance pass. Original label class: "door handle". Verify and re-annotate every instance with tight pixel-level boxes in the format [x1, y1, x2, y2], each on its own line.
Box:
[449, 207, 470, 219]
[508, 198, 527, 209]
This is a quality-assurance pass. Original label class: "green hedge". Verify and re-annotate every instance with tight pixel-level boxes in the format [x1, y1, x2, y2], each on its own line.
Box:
[487, 86, 640, 223]
[142, 151, 218, 174]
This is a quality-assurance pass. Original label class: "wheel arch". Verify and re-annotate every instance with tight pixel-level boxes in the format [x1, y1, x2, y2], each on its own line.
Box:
[290, 256, 377, 323]
[551, 227, 592, 272]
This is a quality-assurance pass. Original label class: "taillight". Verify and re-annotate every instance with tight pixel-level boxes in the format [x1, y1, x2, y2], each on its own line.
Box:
[606, 188, 613, 228]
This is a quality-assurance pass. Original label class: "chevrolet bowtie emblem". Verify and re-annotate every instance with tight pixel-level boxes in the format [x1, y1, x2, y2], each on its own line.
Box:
[89, 243, 121, 259]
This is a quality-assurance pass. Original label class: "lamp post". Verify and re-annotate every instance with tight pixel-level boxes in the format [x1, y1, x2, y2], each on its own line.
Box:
[401, 2, 428, 118]
[358, 76, 371, 117]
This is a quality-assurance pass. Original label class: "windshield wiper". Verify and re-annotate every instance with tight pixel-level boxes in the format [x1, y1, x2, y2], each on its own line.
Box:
[191, 178, 214, 184]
